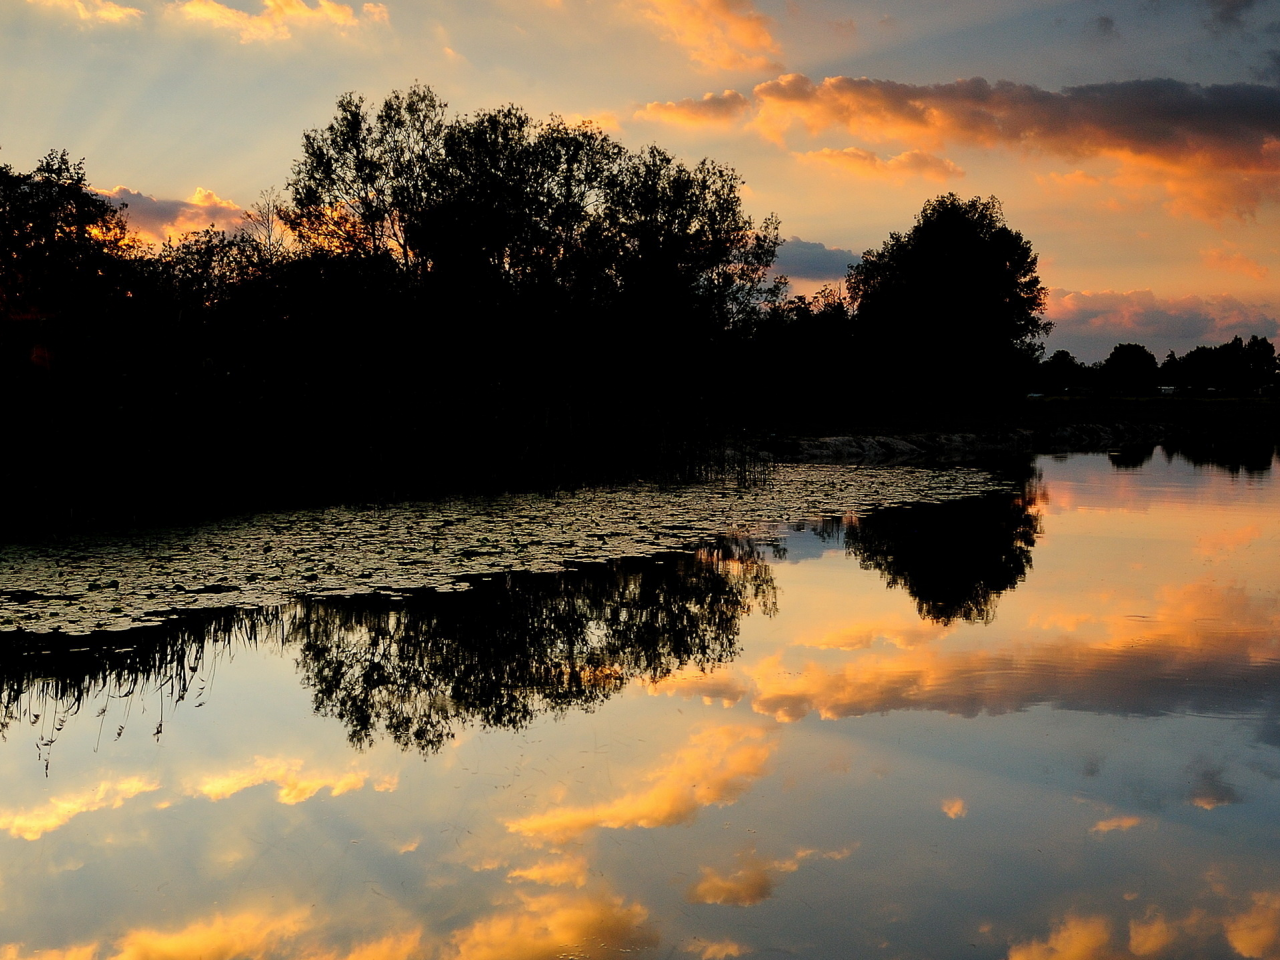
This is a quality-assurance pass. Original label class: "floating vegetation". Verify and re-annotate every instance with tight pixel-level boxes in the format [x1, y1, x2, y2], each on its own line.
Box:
[0, 463, 1009, 636]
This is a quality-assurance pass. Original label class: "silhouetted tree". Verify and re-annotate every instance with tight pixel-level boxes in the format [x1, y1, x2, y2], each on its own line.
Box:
[1101, 342, 1159, 395]
[1037, 348, 1095, 395]
[848, 194, 1050, 412]
[1162, 335, 1278, 395]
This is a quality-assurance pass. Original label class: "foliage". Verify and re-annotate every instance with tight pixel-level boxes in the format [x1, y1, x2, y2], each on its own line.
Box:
[847, 193, 1050, 407]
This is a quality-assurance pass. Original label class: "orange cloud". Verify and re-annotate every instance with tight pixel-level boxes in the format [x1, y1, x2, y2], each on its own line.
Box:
[26, 0, 141, 22]
[636, 91, 752, 127]
[686, 847, 815, 906]
[647, 667, 748, 706]
[683, 940, 748, 959]
[0, 776, 160, 841]
[191, 757, 370, 804]
[507, 725, 775, 845]
[508, 856, 590, 888]
[0, 945, 98, 960]
[1225, 892, 1280, 959]
[109, 910, 311, 960]
[743, 73, 1280, 218]
[801, 145, 964, 182]
[1090, 815, 1143, 833]
[941, 797, 968, 819]
[1007, 914, 1116, 960]
[1128, 911, 1176, 955]
[1202, 243, 1271, 280]
[172, 0, 387, 42]
[639, 0, 780, 71]
[444, 891, 656, 960]
[100, 185, 244, 244]
[1195, 524, 1262, 557]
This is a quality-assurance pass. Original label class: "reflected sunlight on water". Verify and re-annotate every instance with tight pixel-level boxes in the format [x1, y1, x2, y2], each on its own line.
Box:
[2, 450, 1279, 959]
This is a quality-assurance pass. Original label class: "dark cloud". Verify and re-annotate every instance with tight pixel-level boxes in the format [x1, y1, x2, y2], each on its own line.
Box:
[1253, 48, 1280, 84]
[1095, 14, 1117, 35]
[749, 73, 1280, 217]
[1045, 289, 1280, 362]
[1205, 0, 1260, 27]
[1186, 761, 1243, 809]
[773, 236, 859, 280]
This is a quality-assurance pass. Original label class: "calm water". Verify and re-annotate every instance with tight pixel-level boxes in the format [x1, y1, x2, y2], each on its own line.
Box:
[3, 452, 1280, 960]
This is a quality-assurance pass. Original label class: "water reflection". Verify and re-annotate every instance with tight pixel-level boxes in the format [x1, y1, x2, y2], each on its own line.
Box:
[1, 540, 773, 759]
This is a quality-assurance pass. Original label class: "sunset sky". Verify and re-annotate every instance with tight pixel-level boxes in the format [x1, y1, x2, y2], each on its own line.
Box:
[3, 0, 1279, 359]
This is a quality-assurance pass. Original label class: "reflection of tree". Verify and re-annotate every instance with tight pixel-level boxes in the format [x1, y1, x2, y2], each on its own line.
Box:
[292, 541, 773, 754]
[0, 541, 772, 759]
[843, 477, 1041, 624]
[0, 608, 280, 764]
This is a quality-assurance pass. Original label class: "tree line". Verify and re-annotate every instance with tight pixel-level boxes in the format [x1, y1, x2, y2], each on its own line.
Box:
[1038, 336, 1279, 397]
[2, 83, 1273, 529]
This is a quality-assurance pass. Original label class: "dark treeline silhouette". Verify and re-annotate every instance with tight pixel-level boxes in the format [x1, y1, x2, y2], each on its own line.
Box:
[1037, 335, 1280, 397]
[1, 87, 789, 530]
[0, 539, 771, 757]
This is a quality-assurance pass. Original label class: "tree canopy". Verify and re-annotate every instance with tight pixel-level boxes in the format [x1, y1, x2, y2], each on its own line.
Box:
[847, 193, 1050, 409]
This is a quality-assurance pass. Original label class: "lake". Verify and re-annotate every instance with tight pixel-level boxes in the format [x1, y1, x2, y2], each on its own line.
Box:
[2, 450, 1279, 960]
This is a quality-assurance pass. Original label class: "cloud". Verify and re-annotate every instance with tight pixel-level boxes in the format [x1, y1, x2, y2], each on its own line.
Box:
[636, 90, 751, 126]
[100, 185, 244, 243]
[741, 73, 1280, 218]
[26, 0, 142, 22]
[507, 856, 590, 888]
[1195, 523, 1262, 557]
[171, 0, 387, 43]
[800, 146, 964, 182]
[1007, 915, 1115, 960]
[1090, 815, 1144, 833]
[1202, 242, 1270, 280]
[1205, 0, 1260, 28]
[941, 797, 967, 819]
[647, 667, 748, 706]
[638, 0, 780, 71]
[687, 847, 819, 906]
[683, 940, 749, 959]
[1128, 911, 1176, 955]
[1043, 288, 1280, 361]
[769, 236, 859, 281]
[0, 776, 160, 840]
[1187, 763, 1242, 809]
[507, 725, 775, 845]
[1225, 892, 1280, 958]
[444, 891, 656, 960]
[108, 910, 311, 960]
[191, 757, 370, 804]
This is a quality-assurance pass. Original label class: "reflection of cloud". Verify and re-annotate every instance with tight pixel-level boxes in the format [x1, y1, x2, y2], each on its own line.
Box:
[1045, 288, 1279, 361]
[508, 725, 775, 845]
[639, 0, 780, 71]
[636, 90, 752, 126]
[1090, 815, 1143, 833]
[0, 947, 98, 960]
[1187, 763, 1242, 810]
[26, 0, 141, 22]
[99, 185, 244, 244]
[648, 668, 748, 706]
[0, 776, 159, 841]
[1225, 892, 1280, 959]
[1195, 524, 1262, 558]
[172, 0, 387, 43]
[800, 146, 965, 182]
[684, 940, 748, 959]
[941, 797, 968, 819]
[1128, 911, 1176, 955]
[687, 847, 816, 906]
[110, 910, 311, 960]
[508, 856, 590, 888]
[192, 757, 369, 805]
[1007, 914, 1114, 960]
[751, 579, 1280, 723]
[445, 891, 656, 960]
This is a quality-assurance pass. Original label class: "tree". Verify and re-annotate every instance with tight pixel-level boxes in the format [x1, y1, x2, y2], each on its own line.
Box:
[847, 193, 1050, 410]
[1101, 342, 1159, 395]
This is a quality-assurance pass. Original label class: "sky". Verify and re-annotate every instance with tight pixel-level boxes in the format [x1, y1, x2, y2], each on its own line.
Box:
[2, 0, 1280, 360]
